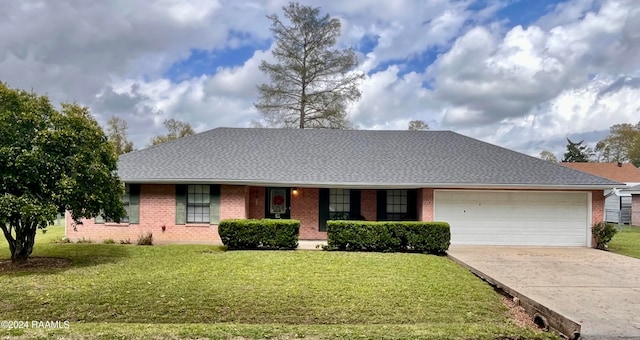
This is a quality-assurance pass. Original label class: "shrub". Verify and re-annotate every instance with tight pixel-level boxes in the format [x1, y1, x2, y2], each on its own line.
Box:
[326, 221, 450, 255]
[218, 219, 300, 250]
[76, 237, 93, 244]
[120, 238, 132, 245]
[136, 232, 153, 246]
[103, 238, 115, 244]
[592, 222, 618, 250]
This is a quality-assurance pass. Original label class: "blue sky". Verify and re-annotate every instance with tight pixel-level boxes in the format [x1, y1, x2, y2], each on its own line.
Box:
[1, 0, 639, 157]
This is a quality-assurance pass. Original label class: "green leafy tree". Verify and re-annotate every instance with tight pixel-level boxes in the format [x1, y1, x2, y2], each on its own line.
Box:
[106, 115, 134, 155]
[255, 2, 364, 129]
[562, 139, 593, 162]
[595, 123, 640, 166]
[539, 150, 558, 162]
[149, 118, 195, 146]
[408, 120, 429, 131]
[0, 83, 125, 263]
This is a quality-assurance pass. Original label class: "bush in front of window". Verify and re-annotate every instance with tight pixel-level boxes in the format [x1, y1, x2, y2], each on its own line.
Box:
[218, 219, 300, 250]
[325, 221, 450, 255]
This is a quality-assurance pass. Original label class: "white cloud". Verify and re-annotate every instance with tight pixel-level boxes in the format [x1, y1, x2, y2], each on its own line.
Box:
[0, 0, 639, 156]
[350, 66, 436, 130]
[425, 0, 640, 156]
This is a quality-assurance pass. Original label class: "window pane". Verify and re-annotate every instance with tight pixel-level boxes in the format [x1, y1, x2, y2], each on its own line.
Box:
[329, 189, 350, 214]
[187, 185, 212, 223]
[387, 189, 408, 216]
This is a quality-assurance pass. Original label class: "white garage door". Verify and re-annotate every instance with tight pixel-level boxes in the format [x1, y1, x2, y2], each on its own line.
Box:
[434, 190, 590, 246]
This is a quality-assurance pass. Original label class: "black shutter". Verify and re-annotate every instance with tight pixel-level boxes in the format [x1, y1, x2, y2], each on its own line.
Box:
[319, 188, 330, 231]
[407, 189, 417, 221]
[376, 190, 387, 221]
[350, 189, 361, 219]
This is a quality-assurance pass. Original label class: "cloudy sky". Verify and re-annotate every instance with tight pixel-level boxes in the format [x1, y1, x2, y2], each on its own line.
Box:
[2, 0, 639, 158]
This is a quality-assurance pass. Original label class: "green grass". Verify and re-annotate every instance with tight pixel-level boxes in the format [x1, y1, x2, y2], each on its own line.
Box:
[608, 225, 640, 259]
[0, 227, 556, 339]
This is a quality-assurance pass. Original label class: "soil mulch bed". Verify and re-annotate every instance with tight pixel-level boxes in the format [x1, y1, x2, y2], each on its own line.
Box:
[0, 257, 71, 273]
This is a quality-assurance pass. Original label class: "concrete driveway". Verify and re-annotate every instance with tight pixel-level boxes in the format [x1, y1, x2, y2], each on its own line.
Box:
[448, 246, 640, 340]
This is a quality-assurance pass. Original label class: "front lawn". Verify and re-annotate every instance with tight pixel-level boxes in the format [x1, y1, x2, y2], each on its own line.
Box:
[0, 227, 555, 339]
[608, 225, 640, 259]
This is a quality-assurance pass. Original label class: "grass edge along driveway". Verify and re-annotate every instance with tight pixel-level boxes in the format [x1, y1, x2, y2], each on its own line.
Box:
[608, 225, 640, 259]
[0, 227, 556, 339]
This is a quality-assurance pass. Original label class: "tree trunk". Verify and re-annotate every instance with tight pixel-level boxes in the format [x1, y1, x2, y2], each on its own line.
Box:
[11, 244, 31, 264]
[5, 221, 37, 264]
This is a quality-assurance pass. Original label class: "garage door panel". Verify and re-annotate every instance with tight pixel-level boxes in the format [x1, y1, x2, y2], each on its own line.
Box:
[434, 191, 589, 246]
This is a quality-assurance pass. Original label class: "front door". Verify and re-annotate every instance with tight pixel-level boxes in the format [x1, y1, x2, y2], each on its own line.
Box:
[265, 187, 291, 219]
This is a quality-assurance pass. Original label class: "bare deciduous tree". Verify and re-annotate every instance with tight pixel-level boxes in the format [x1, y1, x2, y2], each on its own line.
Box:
[106, 116, 134, 155]
[150, 119, 195, 146]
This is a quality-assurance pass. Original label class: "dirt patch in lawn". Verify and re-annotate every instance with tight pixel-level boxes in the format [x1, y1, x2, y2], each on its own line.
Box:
[0, 257, 71, 273]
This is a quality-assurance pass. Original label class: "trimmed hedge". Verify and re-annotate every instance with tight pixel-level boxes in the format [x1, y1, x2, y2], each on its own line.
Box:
[326, 221, 450, 255]
[218, 219, 300, 250]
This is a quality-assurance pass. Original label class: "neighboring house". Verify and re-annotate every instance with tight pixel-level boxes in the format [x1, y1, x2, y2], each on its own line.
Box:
[623, 184, 640, 226]
[66, 128, 622, 247]
[561, 162, 640, 224]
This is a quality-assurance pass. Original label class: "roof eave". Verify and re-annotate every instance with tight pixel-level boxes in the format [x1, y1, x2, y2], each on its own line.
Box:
[120, 178, 623, 190]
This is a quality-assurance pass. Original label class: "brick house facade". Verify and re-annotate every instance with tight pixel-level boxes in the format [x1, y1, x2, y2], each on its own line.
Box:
[67, 128, 618, 247]
[66, 184, 606, 245]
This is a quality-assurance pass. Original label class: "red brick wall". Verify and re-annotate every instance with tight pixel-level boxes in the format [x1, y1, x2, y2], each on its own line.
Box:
[66, 184, 246, 244]
[220, 185, 247, 220]
[418, 188, 434, 221]
[632, 195, 640, 226]
[591, 190, 605, 225]
[247, 186, 265, 219]
[360, 190, 377, 221]
[291, 188, 323, 239]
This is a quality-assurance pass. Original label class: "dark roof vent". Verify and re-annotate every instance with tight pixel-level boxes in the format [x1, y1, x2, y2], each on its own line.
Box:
[618, 162, 623, 167]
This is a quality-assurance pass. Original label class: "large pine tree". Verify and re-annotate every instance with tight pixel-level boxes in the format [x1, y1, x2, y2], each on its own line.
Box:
[255, 2, 364, 129]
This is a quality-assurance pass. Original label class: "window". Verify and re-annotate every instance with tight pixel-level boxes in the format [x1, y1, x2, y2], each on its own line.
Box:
[187, 184, 210, 223]
[329, 189, 350, 219]
[386, 189, 408, 220]
[95, 184, 139, 224]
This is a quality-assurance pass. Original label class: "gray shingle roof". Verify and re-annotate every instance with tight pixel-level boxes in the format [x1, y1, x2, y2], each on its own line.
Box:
[118, 128, 622, 189]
